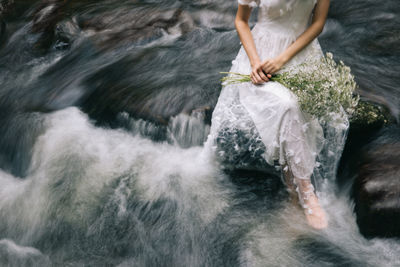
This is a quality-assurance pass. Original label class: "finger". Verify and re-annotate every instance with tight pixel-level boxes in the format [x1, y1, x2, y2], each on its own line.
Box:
[262, 63, 272, 74]
[251, 71, 258, 84]
[258, 69, 269, 82]
[250, 74, 256, 84]
[262, 70, 272, 80]
[253, 72, 264, 84]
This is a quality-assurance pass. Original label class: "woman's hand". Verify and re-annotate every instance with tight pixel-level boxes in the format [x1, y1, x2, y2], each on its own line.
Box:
[251, 61, 272, 84]
[261, 57, 286, 75]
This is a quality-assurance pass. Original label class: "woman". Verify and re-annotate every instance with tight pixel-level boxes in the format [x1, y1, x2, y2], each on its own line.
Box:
[207, 0, 332, 229]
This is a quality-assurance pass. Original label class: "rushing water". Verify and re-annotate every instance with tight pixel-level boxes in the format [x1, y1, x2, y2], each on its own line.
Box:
[0, 0, 399, 266]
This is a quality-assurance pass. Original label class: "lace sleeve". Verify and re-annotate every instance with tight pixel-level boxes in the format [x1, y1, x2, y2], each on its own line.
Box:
[238, 0, 259, 7]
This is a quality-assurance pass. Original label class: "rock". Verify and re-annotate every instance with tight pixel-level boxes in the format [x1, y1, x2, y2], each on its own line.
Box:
[216, 127, 270, 170]
[30, 0, 68, 51]
[352, 125, 400, 238]
[349, 99, 394, 129]
[0, 3, 197, 126]
[16, 1, 194, 52]
[0, 0, 14, 15]
[0, 0, 14, 43]
[23, 4, 196, 119]
[75, 7, 194, 49]
[0, 14, 5, 42]
[336, 100, 395, 188]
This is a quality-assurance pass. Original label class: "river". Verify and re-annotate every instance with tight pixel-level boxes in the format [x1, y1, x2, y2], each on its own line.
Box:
[0, 0, 399, 266]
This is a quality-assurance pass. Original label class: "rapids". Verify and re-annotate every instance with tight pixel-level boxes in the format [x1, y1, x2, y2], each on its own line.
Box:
[0, 0, 399, 266]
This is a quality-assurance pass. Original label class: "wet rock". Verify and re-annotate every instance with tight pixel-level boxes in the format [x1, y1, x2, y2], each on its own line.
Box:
[13, 4, 196, 118]
[215, 126, 272, 172]
[76, 7, 194, 49]
[352, 125, 400, 238]
[0, 14, 5, 42]
[20, 1, 195, 52]
[0, 0, 14, 43]
[336, 99, 395, 188]
[30, 0, 67, 51]
[31, 0, 66, 32]
[0, 0, 14, 15]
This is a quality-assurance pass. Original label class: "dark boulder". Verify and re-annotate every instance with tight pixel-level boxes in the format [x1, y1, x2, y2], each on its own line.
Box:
[0, 0, 14, 45]
[76, 7, 194, 49]
[30, 0, 68, 51]
[336, 100, 395, 187]
[333, 100, 400, 238]
[352, 125, 400, 238]
[0, 14, 5, 43]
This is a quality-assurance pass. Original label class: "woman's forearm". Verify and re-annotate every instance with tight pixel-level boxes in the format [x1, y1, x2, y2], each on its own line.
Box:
[277, 22, 324, 64]
[236, 5, 270, 84]
[276, 0, 330, 65]
[235, 10, 260, 66]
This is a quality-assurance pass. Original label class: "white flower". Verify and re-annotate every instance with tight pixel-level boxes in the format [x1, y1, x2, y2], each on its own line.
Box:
[283, 166, 289, 172]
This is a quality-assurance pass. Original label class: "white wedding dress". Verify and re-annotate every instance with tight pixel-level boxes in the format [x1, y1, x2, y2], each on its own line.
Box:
[204, 0, 349, 207]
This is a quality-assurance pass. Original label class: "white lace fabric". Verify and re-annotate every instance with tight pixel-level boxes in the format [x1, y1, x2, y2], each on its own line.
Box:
[282, 164, 316, 212]
[205, 0, 348, 209]
[238, 0, 259, 8]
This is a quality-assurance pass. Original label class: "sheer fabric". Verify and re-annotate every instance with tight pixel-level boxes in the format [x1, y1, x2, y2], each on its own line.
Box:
[238, 0, 259, 7]
[205, 0, 348, 209]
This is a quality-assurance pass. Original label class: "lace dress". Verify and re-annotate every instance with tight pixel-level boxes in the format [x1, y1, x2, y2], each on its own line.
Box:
[204, 0, 349, 208]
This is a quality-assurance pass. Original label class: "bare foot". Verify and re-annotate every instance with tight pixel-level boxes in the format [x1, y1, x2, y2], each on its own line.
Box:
[303, 193, 328, 230]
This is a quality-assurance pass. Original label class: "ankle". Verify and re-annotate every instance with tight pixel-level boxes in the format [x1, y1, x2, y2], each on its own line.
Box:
[303, 192, 319, 207]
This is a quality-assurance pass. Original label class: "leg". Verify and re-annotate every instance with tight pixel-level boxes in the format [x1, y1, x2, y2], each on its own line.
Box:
[281, 164, 299, 207]
[284, 163, 328, 229]
[279, 104, 327, 229]
[296, 178, 328, 229]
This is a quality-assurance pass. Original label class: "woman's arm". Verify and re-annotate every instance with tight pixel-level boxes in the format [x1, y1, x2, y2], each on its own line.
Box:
[262, 0, 330, 75]
[235, 4, 271, 84]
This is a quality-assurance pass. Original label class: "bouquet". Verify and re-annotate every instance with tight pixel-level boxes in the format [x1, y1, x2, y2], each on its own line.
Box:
[220, 52, 360, 120]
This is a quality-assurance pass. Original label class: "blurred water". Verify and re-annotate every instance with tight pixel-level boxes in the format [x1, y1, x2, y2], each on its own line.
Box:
[0, 0, 399, 266]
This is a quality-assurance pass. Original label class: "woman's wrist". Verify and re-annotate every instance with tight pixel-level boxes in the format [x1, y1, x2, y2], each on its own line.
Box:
[250, 58, 261, 68]
[277, 54, 290, 66]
